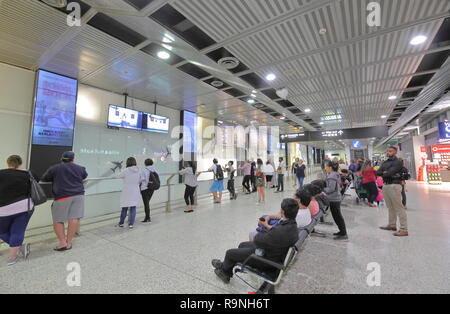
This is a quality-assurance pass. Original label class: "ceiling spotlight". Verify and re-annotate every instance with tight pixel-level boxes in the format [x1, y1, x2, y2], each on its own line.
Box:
[319, 28, 327, 35]
[247, 99, 255, 104]
[410, 35, 428, 46]
[305, 108, 311, 113]
[157, 51, 171, 60]
[381, 115, 387, 119]
[389, 95, 398, 100]
[266, 73, 276, 81]
[42, 0, 67, 8]
[251, 94, 257, 98]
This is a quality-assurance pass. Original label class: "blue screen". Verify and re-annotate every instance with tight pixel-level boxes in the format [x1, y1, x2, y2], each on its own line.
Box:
[438, 122, 450, 140]
[32, 70, 78, 146]
[352, 140, 362, 149]
[183, 111, 197, 153]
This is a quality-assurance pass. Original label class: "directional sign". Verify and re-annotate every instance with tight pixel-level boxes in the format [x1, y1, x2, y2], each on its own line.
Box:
[280, 126, 389, 143]
[352, 140, 362, 149]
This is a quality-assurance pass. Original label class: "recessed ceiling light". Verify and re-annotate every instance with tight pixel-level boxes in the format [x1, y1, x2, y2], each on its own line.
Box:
[381, 115, 387, 119]
[247, 99, 255, 104]
[305, 109, 311, 113]
[157, 51, 171, 60]
[42, 0, 67, 8]
[266, 73, 276, 81]
[319, 28, 327, 35]
[280, 117, 286, 120]
[251, 94, 256, 98]
[410, 35, 428, 46]
[389, 95, 398, 100]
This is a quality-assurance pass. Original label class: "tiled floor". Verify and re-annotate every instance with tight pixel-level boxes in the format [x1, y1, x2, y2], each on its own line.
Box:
[1, 178, 449, 294]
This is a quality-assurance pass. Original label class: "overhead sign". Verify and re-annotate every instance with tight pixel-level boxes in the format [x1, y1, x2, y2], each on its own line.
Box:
[352, 140, 362, 149]
[431, 145, 450, 154]
[280, 126, 389, 143]
[438, 122, 450, 140]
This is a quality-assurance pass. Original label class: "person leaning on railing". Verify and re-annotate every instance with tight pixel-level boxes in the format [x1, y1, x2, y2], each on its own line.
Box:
[0, 155, 34, 266]
[179, 161, 198, 213]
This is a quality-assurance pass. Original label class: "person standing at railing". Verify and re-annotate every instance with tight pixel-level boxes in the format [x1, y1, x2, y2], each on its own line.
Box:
[140, 159, 159, 224]
[116, 157, 144, 229]
[0, 155, 34, 266]
[239, 160, 252, 194]
[179, 161, 198, 213]
[41, 151, 88, 252]
[275, 157, 286, 193]
[225, 161, 237, 200]
[209, 159, 224, 204]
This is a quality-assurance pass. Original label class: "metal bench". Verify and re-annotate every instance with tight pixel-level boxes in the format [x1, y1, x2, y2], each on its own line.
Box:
[233, 229, 309, 294]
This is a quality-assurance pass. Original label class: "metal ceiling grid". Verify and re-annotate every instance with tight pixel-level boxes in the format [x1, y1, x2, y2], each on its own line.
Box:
[0, 0, 70, 68]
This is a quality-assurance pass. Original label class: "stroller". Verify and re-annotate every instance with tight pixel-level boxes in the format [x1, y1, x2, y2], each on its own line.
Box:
[354, 175, 368, 204]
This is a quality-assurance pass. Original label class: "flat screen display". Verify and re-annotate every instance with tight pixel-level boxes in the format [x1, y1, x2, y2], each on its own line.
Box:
[438, 122, 450, 140]
[32, 70, 78, 146]
[108, 105, 142, 130]
[142, 112, 170, 134]
[183, 111, 197, 153]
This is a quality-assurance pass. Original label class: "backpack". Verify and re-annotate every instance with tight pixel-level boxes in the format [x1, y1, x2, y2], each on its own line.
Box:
[215, 165, 224, 181]
[147, 170, 160, 191]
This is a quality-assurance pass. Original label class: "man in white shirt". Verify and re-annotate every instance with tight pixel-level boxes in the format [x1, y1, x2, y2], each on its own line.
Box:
[276, 157, 286, 193]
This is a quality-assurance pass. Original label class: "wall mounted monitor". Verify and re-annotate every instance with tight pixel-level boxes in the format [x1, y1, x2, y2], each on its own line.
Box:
[107, 105, 142, 130]
[183, 111, 197, 152]
[31, 69, 78, 146]
[142, 112, 170, 134]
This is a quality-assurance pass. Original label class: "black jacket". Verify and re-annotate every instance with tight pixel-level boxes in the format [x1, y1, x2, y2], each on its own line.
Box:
[0, 169, 31, 207]
[254, 219, 299, 264]
[377, 156, 403, 184]
[42, 162, 88, 200]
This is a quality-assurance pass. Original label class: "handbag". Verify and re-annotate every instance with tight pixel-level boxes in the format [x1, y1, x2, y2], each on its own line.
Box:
[29, 171, 47, 207]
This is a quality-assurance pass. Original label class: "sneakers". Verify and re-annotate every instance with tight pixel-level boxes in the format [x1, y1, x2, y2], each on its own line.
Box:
[334, 235, 349, 241]
[214, 269, 231, 284]
[380, 226, 397, 231]
[116, 224, 124, 228]
[141, 219, 151, 224]
[129, 225, 134, 230]
[211, 259, 223, 270]
[19, 243, 31, 259]
[7, 257, 18, 266]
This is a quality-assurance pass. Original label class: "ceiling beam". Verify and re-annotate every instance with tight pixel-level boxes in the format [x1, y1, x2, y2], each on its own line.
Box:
[32, 8, 98, 71]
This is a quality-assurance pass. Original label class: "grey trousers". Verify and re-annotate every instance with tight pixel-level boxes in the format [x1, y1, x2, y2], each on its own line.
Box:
[383, 184, 408, 232]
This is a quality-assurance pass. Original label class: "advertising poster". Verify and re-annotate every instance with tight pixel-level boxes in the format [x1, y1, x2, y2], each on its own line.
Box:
[32, 70, 78, 146]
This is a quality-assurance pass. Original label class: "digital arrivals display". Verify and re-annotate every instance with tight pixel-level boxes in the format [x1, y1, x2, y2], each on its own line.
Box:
[142, 112, 170, 134]
[107, 105, 142, 130]
[32, 70, 78, 146]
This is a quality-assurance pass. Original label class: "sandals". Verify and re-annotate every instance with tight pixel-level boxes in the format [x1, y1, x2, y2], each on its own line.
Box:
[54, 246, 72, 252]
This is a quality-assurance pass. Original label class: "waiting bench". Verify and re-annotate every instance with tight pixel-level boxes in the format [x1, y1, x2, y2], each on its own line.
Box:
[233, 216, 319, 294]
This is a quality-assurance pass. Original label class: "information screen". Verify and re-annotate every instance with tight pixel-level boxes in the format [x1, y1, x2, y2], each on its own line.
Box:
[108, 105, 142, 130]
[32, 70, 78, 146]
[183, 111, 197, 153]
[142, 112, 170, 134]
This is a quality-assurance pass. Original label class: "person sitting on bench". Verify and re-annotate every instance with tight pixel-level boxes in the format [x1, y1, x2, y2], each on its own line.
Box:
[211, 198, 300, 284]
[248, 191, 312, 241]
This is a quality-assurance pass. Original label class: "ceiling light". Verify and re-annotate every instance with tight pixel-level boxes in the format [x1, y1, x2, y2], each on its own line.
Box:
[381, 115, 387, 119]
[319, 28, 327, 35]
[42, 0, 67, 8]
[266, 73, 276, 81]
[305, 109, 311, 113]
[280, 117, 286, 120]
[410, 35, 428, 46]
[389, 95, 398, 100]
[320, 122, 324, 125]
[251, 94, 256, 98]
[157, 51, 171, 60]
[247, 99, 255, 104]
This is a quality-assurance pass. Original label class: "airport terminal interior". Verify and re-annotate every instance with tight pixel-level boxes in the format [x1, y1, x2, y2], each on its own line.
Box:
[0, 0, 450, 295]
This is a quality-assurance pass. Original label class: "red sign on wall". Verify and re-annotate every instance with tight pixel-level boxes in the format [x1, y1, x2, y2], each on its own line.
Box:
[421, 146, 427, 153]
[431, 145, 450, 153]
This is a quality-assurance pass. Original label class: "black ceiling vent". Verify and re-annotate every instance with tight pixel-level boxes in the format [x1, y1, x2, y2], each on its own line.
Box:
[206, 47, 250, 74]
[416, 50, 450, 72]
[141, 43, 185, 65]
[431, 17, 450, 46]
[150, 4, 216, 50]
[277, 100, 295, 108]
[40, 0, 91, 16]
[407, 73, 435, 88]
[261, 89, 280, 100]
[204, 78, 230, 89]
[123, 0, 154, 11]
[88, 13, 147, 47]
[289, 108, 302, 114]
[225, 88, 246, 98]
[239, 73, 269, 89]
[177, 63, 210, 79]
[261, 108, 276, 114]
[401, 90, 422, 99]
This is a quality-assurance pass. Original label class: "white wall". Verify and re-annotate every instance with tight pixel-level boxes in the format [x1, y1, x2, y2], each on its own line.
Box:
[0, 63, 35, 166]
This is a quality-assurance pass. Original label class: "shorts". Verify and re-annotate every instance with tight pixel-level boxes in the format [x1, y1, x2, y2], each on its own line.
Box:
[266, 175, 273, 182]
[51, 195, 85, 223]
[210, 180, 224, 192]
